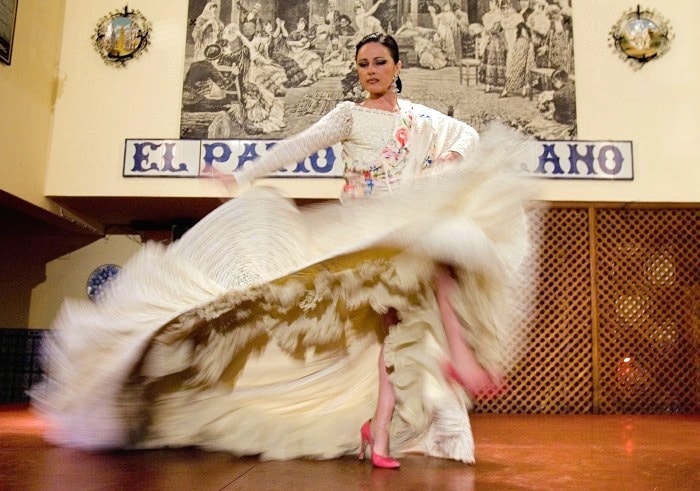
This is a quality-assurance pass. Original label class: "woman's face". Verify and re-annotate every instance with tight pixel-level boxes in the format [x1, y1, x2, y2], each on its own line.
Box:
[356, 42, 401, 98]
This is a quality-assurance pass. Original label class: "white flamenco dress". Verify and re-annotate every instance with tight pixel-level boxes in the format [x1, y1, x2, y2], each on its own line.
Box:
[32, 99, 537, 463]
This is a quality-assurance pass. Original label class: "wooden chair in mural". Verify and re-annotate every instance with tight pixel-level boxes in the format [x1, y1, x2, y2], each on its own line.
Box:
[459, 57, 481, 86]
[459, 30, 481, 87]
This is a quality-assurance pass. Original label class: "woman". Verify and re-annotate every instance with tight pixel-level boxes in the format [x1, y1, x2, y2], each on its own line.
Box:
[33, 34, 534, 468]
[319, 33, 353, 77]
[527, 0, 551, 68]
[543, 4, 572, 73]
[248, 29, 288, 97]
[191, 1, 224, 61]
[326, 0, 342, 33]
[285, 17, 324, 86]
[267, 18, 308, 88]
[428, 2, 461, 65]
[236, 0, 262, 39]
[354, 0, 386, 40]
[394, 20, 447, 70]
[499, 0, 524, 59]
[480, 0, 506, 93]
[501, 23, 535, 98]
[337, 14, 356, 36]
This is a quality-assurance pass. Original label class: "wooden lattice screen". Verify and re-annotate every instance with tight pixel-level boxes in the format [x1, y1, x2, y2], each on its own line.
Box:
[476, 206, 699, 415]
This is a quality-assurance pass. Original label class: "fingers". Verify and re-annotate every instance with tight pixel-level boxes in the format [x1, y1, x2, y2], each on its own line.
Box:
[218, 173, 238, 193]
[203, 168, 238, 200]
[436, 151, 461, 164]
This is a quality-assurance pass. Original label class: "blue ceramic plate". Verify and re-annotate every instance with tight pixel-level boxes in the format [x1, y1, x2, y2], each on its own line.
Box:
[86, 264, 122, 301]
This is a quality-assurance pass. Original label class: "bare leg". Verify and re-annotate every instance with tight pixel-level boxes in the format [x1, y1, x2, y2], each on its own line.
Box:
[436, 267, 503, 396]
[370, 342, 395, 457]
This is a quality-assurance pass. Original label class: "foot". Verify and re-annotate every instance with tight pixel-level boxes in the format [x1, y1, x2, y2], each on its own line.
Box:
[436, 269, 506, 398]
[369, 420, 391, 458]
[443, 360, 505, 399]
[360, 420, 400, 468]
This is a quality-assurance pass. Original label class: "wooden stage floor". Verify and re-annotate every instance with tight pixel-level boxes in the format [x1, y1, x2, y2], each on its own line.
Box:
[1, 406, 697, 490]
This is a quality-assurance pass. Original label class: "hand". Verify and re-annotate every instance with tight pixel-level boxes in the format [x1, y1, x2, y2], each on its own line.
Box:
[218, 171, 238, 195]
[204, 167, 238, 199]
[436, 150, 461, 164]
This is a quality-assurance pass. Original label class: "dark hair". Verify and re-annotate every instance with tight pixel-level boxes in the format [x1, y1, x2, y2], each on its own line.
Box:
[551, 69, 569, 84]
[355, 33, 402, 93]
[516, 22, 530, 39]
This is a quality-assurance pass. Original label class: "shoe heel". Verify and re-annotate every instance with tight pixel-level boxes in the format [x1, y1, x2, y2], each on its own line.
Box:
[359, 420, 400, 469]
[358, 439, 367, 461]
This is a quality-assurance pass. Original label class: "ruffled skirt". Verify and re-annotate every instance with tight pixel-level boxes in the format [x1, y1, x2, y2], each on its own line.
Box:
[32, 126, 538, 463]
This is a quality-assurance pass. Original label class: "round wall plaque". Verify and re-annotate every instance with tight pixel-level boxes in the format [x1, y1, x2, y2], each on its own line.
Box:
[610, 5, 673, 69]
[86, 264, 122, 301]
[92, 6, 152, 67]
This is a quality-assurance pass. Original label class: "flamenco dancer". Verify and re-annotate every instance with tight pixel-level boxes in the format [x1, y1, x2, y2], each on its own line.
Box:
[33, 34, 536, 468]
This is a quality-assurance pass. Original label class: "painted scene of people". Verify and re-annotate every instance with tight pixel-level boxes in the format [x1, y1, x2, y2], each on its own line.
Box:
[180, 0, 576, 141]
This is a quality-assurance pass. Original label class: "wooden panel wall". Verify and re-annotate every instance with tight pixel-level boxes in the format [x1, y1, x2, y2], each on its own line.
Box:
[476, 206, 699, 414]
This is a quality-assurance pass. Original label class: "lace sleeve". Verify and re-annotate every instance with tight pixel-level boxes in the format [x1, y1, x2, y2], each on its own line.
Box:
[413, 103, 479, 158]
[448, 118, 479, 157]
[438, 112, 480, 158]
[234, 102, 354, 186]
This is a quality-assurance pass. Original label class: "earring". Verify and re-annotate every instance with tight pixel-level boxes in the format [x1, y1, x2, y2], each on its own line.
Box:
[391, 75, 398, 93]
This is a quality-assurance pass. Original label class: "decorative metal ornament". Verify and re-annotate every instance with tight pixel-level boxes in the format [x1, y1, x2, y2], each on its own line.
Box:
[609, 5, 673, 69]
[92, 6, 152, 67]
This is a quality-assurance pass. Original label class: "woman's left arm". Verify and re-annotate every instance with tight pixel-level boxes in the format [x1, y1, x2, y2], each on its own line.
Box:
[434, 111, 480, 162]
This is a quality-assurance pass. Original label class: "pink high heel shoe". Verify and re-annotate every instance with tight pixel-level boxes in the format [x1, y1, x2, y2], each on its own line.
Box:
[359, 420, 401, 469]
[443, 362, 508, 399]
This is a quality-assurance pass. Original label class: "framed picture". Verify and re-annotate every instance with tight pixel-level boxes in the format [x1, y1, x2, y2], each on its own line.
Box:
[180, 0, 578, 141]
[0, 0, 18, 65]
[610, 5, 673, 69]
[92, 6, 152, 67]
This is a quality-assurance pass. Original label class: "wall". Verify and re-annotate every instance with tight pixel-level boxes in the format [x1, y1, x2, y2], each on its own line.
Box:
[0, 0, 65, 212]
[28, 235, 142, 328]
[27, 0, 700, 326]
[0, 0, 76, 329]
[44, 0, 700, 203]
[569, 0, 699, 203]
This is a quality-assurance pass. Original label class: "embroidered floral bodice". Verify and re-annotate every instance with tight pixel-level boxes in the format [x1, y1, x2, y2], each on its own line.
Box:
[235, 99, 479, 199]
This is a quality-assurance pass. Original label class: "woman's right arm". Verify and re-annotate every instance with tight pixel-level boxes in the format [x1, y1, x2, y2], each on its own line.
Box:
[234, 102, 353, 186]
